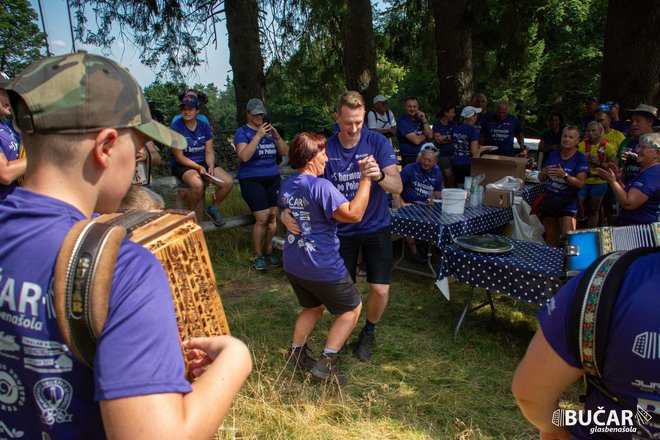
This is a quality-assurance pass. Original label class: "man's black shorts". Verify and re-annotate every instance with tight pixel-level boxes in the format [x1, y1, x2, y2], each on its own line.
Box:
[339, 226, 393, 285]
[285, 272, 361, 315]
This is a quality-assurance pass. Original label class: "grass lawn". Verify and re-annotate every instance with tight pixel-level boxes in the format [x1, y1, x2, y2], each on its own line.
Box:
[162, 187, 580, 439]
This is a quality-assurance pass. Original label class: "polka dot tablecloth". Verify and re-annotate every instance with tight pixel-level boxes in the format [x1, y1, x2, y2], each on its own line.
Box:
[521, 182, 545, 206]
[391, 204, 514, 246]
[442, 235, 564, 306]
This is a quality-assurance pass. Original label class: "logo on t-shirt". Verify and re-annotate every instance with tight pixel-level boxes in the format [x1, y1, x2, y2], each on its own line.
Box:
[0, 363, 26, 412]
[34, 378, 73, 425]
[632, 331, 659, 360]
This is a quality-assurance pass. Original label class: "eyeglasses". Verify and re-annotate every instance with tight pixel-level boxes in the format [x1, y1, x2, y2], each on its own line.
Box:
[421, 145, 439, 153]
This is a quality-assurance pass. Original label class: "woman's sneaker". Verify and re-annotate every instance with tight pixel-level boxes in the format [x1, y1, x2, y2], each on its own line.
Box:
[264, 252, 280, 267]
[285, 345, 316, 372]
[310, 352, 347, 385]
[254, 255, 267, 271]
[205, 205, 226, 226]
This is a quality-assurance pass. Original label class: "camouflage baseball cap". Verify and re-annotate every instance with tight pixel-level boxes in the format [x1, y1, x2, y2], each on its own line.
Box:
[6, 51, 186, 149]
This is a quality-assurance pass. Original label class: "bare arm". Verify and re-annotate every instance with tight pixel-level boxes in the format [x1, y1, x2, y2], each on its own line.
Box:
[100, 335, 251, 440]
[512, 328, 583, 436]
[375, 164, 402, 195]
[204, 138, 216, 174]
[0, 151, 26, 185]
[333, 173, 372, 223]
[597, 165, 650, 210]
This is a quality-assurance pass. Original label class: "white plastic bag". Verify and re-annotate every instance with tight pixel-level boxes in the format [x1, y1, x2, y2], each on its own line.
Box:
[486, 176, 524, 191]
[512, 199, 545, 244]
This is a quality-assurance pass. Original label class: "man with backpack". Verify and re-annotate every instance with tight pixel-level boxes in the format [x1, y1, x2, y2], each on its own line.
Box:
[366, 94, 397, 142]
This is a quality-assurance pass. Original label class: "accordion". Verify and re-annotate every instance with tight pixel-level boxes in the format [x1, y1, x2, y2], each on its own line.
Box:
[565, 223, 660, 276]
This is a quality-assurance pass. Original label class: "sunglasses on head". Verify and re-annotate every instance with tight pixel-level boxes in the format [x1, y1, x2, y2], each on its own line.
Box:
[421, 144, 439, 153]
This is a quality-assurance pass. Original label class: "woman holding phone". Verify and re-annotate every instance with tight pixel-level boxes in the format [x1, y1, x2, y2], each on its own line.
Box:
[234, 98, 289, 271]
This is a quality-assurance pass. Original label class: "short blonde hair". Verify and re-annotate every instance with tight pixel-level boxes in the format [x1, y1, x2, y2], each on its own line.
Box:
[336, 91, 365, 114]
[120, 186, 165, 210]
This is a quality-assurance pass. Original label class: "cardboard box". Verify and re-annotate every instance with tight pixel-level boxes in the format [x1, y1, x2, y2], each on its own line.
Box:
[471, 155, 528, 185]
[483, 188, 513, 208]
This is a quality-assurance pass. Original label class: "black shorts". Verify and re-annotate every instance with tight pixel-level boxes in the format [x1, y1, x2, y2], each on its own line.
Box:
[239, 175, 281, 212]
[537, 196, 577, 219]
[285, 272, 361, 315]
[339, 226, 393, 285]
[171, 161, 208, 182]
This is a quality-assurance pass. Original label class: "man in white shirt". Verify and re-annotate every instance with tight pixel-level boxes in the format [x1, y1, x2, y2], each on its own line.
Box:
[367, 95, 397, 141]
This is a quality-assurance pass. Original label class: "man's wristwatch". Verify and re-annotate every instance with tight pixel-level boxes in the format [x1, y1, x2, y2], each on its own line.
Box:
[563, 173, 569, 181]
[376, 170, 385, 182]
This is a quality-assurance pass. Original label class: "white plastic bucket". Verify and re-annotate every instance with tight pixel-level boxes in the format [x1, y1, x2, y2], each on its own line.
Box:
[441, 189, 468, 215]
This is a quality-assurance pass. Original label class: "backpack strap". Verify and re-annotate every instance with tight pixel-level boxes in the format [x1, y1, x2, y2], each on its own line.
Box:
[53, 220, 127, 368]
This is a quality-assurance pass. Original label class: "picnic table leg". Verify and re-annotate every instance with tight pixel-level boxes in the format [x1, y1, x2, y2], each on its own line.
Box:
[453, 286, 475, 341]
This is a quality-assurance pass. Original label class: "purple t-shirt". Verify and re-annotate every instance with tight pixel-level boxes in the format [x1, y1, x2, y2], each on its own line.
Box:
[396, 115, 426, 157]
[618, 164, 660, 225]
[233, 124, 280, 179]
[481, 114, 522, 157]
[0, 188, 191, 439]
[432, 120, 456, 157]
[451, 124, 480, 166]
[279, 173, 349, 282]
[400, 162, 443, 204]
[539, 252, 660, 439]
[0, 120, 21, 200]
[543, 150, 590, 214]
[169, 117, 213, 166]
[324, 129, 399, 235]
[475, 111, 494, 133]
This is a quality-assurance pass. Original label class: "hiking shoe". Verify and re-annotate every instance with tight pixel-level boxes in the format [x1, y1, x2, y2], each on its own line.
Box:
[205, 205, 226, 226]
[409, 252, 428, 265]
[310, 352, 347, 385]
[353, 328, 375, 362]
[286, 345, 317, 372]
[264, 252, 280, 267]
[254, 255, 267, 271]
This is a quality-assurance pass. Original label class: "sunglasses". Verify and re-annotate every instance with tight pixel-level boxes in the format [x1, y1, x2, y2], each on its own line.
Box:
[421, 145, 439, 153]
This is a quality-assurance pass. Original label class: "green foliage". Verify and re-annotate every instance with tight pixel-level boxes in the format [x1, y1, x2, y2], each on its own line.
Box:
[143, 81, 186, 125]
[0, 0, 46, 76]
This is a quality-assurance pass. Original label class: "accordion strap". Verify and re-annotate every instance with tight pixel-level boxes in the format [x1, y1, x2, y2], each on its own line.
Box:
[54, 220, 127, 368]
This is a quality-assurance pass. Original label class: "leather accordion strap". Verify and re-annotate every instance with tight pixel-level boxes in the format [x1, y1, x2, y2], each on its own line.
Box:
[54, 220, 127, 368]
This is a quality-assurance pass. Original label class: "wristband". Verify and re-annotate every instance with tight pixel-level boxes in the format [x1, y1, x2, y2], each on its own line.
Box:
[376, 170, 385, 183]
[563, 173, 569, 181]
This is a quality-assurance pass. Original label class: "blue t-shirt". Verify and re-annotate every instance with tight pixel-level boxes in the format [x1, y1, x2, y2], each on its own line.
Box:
[324, 129, 399, 235]
[539, 252, 660, 439]
[171, 113, 210, 125]
[0, 188, 191, 439]
[396, 115, 426, 157]
[169, 117, 213, 166]
[233, 124, 280, 179]
[400, 162, 443, 204]
[620, 137, 642, 184]
[481, 114, 522, 157]
[0, 120, 21, 200]
[279, 173, 349, 282]
[451, 124, 480, 166]
[543, 150, 590, 214]
[618, 164, 660, 225]
[432, 120, 456, 157]
[475, 111, 494, 133]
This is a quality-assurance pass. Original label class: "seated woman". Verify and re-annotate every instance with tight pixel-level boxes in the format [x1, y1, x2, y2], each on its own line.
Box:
[451, 106, 497, 186]
[577, 120, 617, 228]
[279, 132, 371, 385]
[597, 133, 660, 225]
[536, 126, 589, 247]
[432, 104, 457, 187]
[170, 95, 233, 226]
[234, 98, 289, 271]
[394, 144, 443, 264]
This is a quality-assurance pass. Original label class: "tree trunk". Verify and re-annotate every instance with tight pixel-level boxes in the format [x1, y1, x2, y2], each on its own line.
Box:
[340, 0, 379, 105]
[225, 0, 266, 126]
[430, 0, 474, 107]
[600, 0, 660, 109]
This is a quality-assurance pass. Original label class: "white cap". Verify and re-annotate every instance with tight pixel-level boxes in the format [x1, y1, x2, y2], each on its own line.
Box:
[373, 94, 388, 104]
[461, 106, 482, 119]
